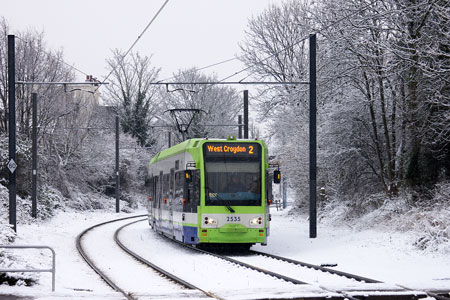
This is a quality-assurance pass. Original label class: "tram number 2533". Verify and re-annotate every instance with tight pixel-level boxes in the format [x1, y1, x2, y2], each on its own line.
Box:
[227, 216, 241, 222]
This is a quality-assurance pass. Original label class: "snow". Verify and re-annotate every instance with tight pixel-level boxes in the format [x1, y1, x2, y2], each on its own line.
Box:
[117, 220, 332, 300]
[253, 211, 450, 291]
[0, 205, 449, 299]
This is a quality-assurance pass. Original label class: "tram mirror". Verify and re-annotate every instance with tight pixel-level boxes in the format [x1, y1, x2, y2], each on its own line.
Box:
[185, 170, 192, 182]
[144, 175, 151, 187]
[274, 170, 281, 184]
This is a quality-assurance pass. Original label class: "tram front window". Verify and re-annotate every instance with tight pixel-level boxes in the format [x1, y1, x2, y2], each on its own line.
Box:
[205, 161, 261, 206]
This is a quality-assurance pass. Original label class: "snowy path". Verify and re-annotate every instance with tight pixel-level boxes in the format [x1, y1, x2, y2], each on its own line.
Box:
[119, 220, 335, 300]
[0, 207, 449, 299]
[229, 253, 403, 291]
[80, 217, 206, 299]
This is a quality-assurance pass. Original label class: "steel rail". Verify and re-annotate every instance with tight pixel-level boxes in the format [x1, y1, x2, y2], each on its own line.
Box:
[109, 218, 446, 300]
[251, 250, 450, 300]
[113, 219, 220, 299]
[75, 214, 147, 300]
[396, 285, 450, 300]
[174, 241, 308, 285]
[250, 249, 381, 283]
[175, 242, 371, 300]
[426, 291, 450, 300]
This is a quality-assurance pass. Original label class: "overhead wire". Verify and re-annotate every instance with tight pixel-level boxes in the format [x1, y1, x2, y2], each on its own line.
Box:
[14, 35, 90, 78]
[89, 0, 171, 144]
[159, 56, 238, 82]
[96, 0, 170, 93]
[90, 0, 377, 143]
[151, 0, 377, 86]
[215, 0, 378, 83]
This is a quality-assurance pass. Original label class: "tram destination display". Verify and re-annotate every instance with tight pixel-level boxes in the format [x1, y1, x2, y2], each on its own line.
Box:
[203, 143, 260, 158]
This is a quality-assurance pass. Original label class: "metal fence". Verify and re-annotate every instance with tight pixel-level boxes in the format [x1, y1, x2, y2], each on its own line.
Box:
[0, 245, 56, 291]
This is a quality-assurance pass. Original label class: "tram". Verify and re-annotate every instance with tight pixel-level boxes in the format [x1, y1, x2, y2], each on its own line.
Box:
[146, 136, 280, 249]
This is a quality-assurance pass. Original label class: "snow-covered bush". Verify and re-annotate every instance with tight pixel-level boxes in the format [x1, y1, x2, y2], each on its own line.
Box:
[0, 224, 16, 245]
[409, 182, 450, 253]
[317, 182, 450, 253]
[412, 211, 450, 253]
[0, 184, 39, 287]
[0, 253, 38, 287]
[0, 134, 32, 197]
[1, 182, 65, 225]
[35, 186, 65, 220]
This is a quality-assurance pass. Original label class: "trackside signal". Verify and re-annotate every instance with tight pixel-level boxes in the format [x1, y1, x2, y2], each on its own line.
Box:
[274, 170, 281, 184]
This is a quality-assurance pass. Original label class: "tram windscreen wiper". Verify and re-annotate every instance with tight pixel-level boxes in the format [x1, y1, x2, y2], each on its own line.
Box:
[225, 205, 235, 213]
[206, 186, 235, 213]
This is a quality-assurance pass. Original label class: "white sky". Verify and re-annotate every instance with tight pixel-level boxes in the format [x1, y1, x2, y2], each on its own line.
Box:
[2, 0, 282, 82]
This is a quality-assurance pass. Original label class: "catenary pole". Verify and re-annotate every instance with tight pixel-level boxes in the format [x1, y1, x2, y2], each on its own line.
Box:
[309, 34, 317, 238]
[243, 90, 249, 139]
[115, 115, 120, 213]
[238, 115, 242, 139]
[8, 35, 17, 232]
[168, 131, 172, 147]
[32, 93, 38, 218]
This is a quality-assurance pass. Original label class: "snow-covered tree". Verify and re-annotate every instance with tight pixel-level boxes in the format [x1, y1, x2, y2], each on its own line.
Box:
[105, 49, 161, 147]
[239, 0, 316, 204]
[161, 68, 241, 143]
[0, 18, 76, 136]
[240, 0, 449, 206]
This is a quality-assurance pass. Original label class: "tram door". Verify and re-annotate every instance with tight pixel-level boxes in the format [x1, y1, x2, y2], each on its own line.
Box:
[150, 176, 156, 225]
[169, 168, 175, 237]
[158, 171, 163, 228]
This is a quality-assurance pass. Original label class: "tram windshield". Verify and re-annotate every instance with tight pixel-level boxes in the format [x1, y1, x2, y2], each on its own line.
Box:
[203, 143, 262, 206]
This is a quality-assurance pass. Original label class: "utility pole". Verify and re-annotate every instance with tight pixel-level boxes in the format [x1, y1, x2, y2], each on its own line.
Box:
[238, 115, 242, 139]
[8, 35, 17, 232]
[243, 90, 249, 139]
[115, 115, 120, 213]
[32, 93, 38, 218]
[309, 33, 317, 238]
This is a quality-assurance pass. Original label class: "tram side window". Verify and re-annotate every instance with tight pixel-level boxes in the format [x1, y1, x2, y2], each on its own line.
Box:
[170, 168, 175, 199]
[163, 174, 170, 203]
[153, 176, 159, 208]
[175, 171, 184, 202]
[183, 170, 200, 213]
[148, 176, 154, 203]
[191, 170, 200, 206]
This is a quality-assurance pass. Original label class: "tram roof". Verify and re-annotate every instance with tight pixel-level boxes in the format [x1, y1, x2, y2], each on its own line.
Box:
[150, 138, 266, 165]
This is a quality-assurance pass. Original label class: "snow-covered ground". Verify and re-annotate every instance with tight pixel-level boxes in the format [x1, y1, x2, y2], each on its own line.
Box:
[256, 209, 450, 291]
[1, 204, 450, 299]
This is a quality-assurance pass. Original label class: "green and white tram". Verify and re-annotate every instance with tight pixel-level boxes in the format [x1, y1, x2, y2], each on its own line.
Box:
[147, 136, 279, 249]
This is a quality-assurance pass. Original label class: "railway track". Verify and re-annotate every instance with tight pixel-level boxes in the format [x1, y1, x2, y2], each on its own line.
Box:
[110, 218, 338, 299]
[176, 242, 406, 300]
[76, 215, 145, 300]
[76, 214, 214, 300]
[248, 250, 450, 300]
[231, 250, 450, 300]
[177, 239, 450, 300]
[77, 216, 450, 300]
[114, 219, 220, 299]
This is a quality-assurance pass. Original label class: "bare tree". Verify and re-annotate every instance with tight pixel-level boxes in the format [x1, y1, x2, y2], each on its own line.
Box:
[0, 18, 107, 202]
[240, 0, 450, 204]
[0, 18, 76, 136]
[105, 49, 161, 147]
[161, 68, 241, 143]
[239, 0, 317, 203]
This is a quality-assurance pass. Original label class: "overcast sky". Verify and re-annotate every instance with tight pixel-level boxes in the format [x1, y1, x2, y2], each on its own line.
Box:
[2, 0, 282, 83]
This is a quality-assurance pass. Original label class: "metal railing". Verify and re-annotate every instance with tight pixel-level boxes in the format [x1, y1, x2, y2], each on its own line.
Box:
[0, 245, 56, 291]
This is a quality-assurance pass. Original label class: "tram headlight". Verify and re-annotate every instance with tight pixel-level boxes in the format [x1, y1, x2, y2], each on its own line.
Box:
[204, 216, 217, 225]
[250, 217, 263, 226]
